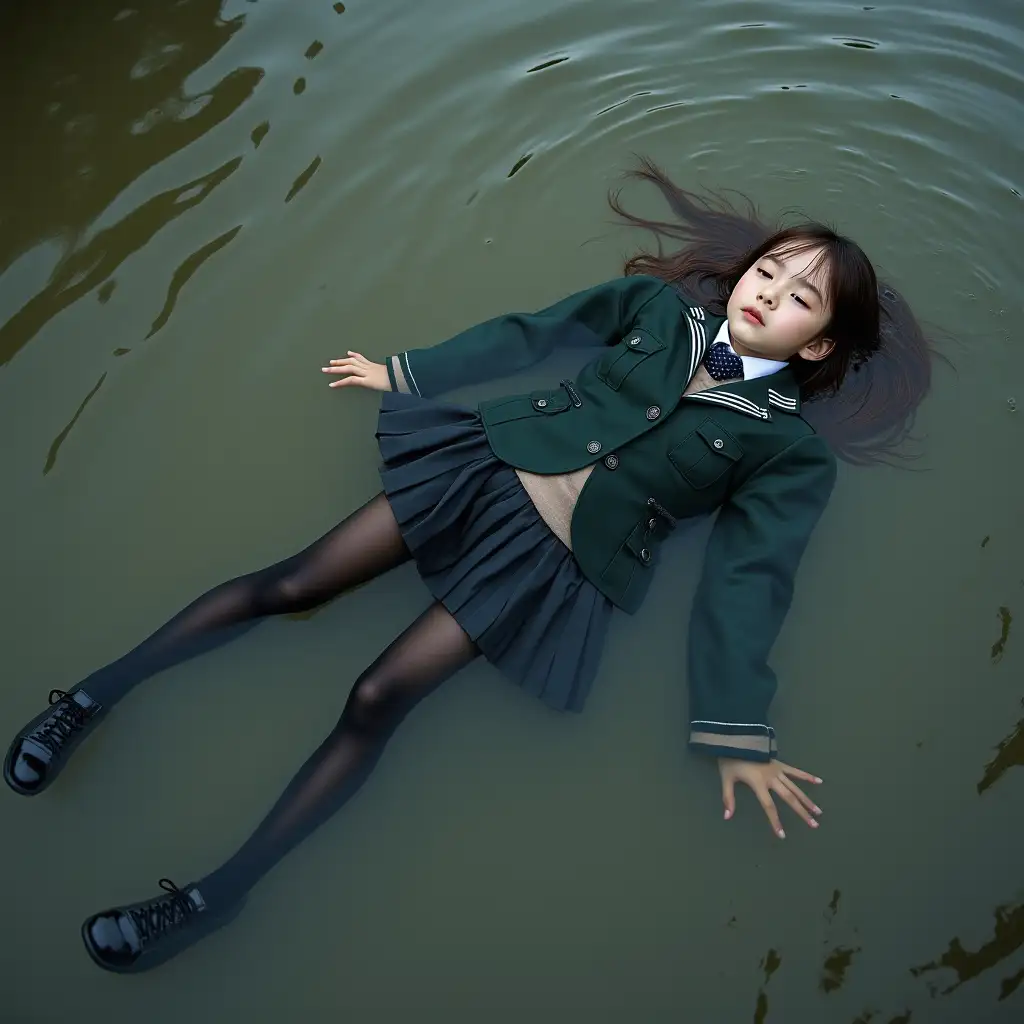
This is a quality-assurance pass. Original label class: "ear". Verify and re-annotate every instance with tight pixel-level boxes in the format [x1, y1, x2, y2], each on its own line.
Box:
[797, 336, 834, 363]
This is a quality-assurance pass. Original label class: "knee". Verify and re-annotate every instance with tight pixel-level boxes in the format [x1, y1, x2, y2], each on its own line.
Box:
[344, 674, 406, 735]
[266, 572, 319, 613]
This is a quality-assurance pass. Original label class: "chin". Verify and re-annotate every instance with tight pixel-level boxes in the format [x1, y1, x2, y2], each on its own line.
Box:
[726, 314, 753, 342]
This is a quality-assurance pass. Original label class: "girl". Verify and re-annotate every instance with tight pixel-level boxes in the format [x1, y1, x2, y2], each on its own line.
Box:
[3, 161, 933, 973]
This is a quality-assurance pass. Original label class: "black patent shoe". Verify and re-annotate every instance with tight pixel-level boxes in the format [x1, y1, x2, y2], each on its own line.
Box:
[3, 689, 105, 796]
[82, 879, 245, 973]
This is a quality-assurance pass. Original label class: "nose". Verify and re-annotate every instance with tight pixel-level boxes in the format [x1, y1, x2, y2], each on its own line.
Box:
[756, 289, 777, 309]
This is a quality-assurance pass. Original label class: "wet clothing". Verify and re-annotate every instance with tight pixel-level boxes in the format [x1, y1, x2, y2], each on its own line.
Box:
[384, 276, 837, 763]
[377, 395, 612, 713]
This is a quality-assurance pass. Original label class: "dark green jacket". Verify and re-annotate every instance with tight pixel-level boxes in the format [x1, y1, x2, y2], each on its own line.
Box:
[386, 275, 836, 762]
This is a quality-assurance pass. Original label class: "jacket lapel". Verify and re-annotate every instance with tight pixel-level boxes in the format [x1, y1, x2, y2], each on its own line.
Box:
[680, 303, 711, 383]
[679, 305, 803, 423]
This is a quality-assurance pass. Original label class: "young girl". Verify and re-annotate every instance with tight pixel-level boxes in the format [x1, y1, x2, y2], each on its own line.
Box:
[3, 161, 933, 973]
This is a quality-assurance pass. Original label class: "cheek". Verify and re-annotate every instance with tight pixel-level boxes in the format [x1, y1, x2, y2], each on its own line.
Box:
[773, 305, 819, 341]
[731, 271, 757, 305]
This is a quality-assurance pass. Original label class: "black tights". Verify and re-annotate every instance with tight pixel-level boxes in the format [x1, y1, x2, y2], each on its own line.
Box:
[78, 494, 479, 909]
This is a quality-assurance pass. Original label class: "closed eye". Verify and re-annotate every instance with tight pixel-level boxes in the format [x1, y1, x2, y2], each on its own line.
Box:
[792, 294, 810, 309]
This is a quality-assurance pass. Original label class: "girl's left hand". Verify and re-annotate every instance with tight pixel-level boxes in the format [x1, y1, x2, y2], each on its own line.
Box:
[718, 757, 823, 839]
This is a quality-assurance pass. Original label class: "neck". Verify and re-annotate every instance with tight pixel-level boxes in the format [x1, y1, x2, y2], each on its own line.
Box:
[724, 325, 754, 359]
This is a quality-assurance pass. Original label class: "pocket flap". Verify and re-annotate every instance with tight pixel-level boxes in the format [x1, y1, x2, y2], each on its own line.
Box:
[530, 389, 570, 414]
[695, 420, 742, 462]
[479, 389, 569, 425]
[621, 330, 665, 355]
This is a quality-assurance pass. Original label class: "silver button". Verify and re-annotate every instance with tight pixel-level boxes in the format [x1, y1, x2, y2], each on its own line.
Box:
[640, 548, 652, 563]
[603, 454, 619, 470]
[646, 406, 661, 421]
[713, 438, 724, 449]
[647, 518, 658, 531]
[629, 336, 641, 346]
[536, 399, 548, 408]
[587, 440, 602, 454]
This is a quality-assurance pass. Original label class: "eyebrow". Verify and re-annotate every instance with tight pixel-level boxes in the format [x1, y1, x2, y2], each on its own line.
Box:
[763, 255, 825, 306]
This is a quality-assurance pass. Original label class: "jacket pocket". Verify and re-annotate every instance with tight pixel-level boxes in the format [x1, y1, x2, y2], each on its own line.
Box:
[595, 330, 666, 391]
[600, 520, 656, 600]
[479, 389, 570, 426]
[668, 418, 743, 489]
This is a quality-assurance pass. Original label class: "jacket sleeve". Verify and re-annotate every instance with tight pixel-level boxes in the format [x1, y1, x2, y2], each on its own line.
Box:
[686, 433, 837, 763]
[385, 275, 669, 398]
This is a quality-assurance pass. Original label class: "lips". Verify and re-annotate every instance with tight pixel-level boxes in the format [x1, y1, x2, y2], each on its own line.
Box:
[741, 307, 764, 326]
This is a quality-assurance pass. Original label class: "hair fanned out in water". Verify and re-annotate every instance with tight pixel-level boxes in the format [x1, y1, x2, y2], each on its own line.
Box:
[609, 157, 941, 466]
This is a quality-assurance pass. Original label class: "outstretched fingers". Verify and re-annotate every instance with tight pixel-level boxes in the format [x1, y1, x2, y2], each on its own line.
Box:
[775, 760, 823, 785]
[753, 781, 786, 839]
[770, 776, 818, 830]
[323, 352, 370, 387]
[721, 772, 736, 821]
[779, 774, 822, 818]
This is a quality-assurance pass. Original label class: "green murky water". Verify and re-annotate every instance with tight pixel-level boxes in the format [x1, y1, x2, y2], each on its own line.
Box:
[1, 0, 1022, 1020]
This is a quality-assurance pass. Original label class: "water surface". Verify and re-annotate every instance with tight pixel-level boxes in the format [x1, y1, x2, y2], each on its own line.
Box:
[1, 0, 1022, 1020]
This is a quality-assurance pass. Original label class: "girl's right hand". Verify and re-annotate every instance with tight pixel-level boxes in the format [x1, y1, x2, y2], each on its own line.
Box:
[321, 351, 390, 391]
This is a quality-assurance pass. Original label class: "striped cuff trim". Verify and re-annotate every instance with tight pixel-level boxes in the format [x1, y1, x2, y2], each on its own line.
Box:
[389, 355, 411, 394]
[689, 721, 777, 760]
[400, 352, 421, 396]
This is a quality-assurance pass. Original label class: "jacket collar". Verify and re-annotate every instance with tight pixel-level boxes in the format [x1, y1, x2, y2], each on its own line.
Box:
[680, 306, 802, 422]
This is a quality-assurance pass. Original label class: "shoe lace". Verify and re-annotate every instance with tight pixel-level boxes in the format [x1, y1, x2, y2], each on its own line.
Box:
[128, 879, 198, 947]
[28, 690, 91, 757]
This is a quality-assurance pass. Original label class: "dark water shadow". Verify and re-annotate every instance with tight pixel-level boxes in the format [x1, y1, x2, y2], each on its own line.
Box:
[977, 700, 1024, 795]
[751, 947, 781, 1023]
[0, 156, 244, 365]
[991, 606, 1012, 662]
[285, 156, 322, 203]
[43, 372, 107, 475]
[911, 902, 1024, 996]
[0, 0, 262, 362]
[146, 224, 243, 338]
[821, 945, 861, 993]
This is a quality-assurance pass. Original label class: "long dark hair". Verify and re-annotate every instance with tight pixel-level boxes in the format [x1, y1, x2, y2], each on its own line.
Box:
[609, 158, 939, 465]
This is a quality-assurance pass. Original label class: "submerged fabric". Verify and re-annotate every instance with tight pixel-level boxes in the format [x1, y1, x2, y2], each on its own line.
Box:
[376, 391, 614, 713]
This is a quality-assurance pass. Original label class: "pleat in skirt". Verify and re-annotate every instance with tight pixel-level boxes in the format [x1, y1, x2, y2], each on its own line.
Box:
[376, 391, 613, 712]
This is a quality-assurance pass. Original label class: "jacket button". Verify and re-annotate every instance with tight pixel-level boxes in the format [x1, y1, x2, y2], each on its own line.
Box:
[646, 405, 661, 421]
[535, 399, 548, 408]
[713, 438, 724, 449]
[629, 336, 641, 346]
[604, 454, 619, 470]
[647, 518, 658, 531]
[640, 547, 652, 564]
[587, 440, 602, 454]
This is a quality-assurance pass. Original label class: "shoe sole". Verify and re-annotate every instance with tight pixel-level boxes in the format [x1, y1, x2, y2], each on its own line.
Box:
[81, 900, 246, 974]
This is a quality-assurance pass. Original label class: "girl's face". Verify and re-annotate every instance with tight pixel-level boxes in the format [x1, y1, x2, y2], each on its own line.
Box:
[726, 244, 834, 363]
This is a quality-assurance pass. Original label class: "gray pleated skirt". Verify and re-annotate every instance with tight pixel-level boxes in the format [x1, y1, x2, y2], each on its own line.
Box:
[376, 391, 613, 712]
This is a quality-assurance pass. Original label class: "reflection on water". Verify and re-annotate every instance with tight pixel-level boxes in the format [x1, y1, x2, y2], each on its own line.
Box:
[42, 372, 106, 475]
[0, 155, 244, 364]
[145, 224, 243, 338]
[1001, 967, 1024, 1002]
[991, 605, 1012, 662]
[826, 888, 842, 922]
[285, 156, 323, 204]
[912, 902, 1024, 997]
[822, 945, 861, 994]
[977, 700, 1024, 794]
[1, 0, 1022, 1020]
[0, 1, 249, 268]
[250, 119, 270, 148]
[751, 947, 781, 1024]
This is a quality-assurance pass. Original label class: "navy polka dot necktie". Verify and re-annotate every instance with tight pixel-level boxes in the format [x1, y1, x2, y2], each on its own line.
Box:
[703, 341, 744, 382]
